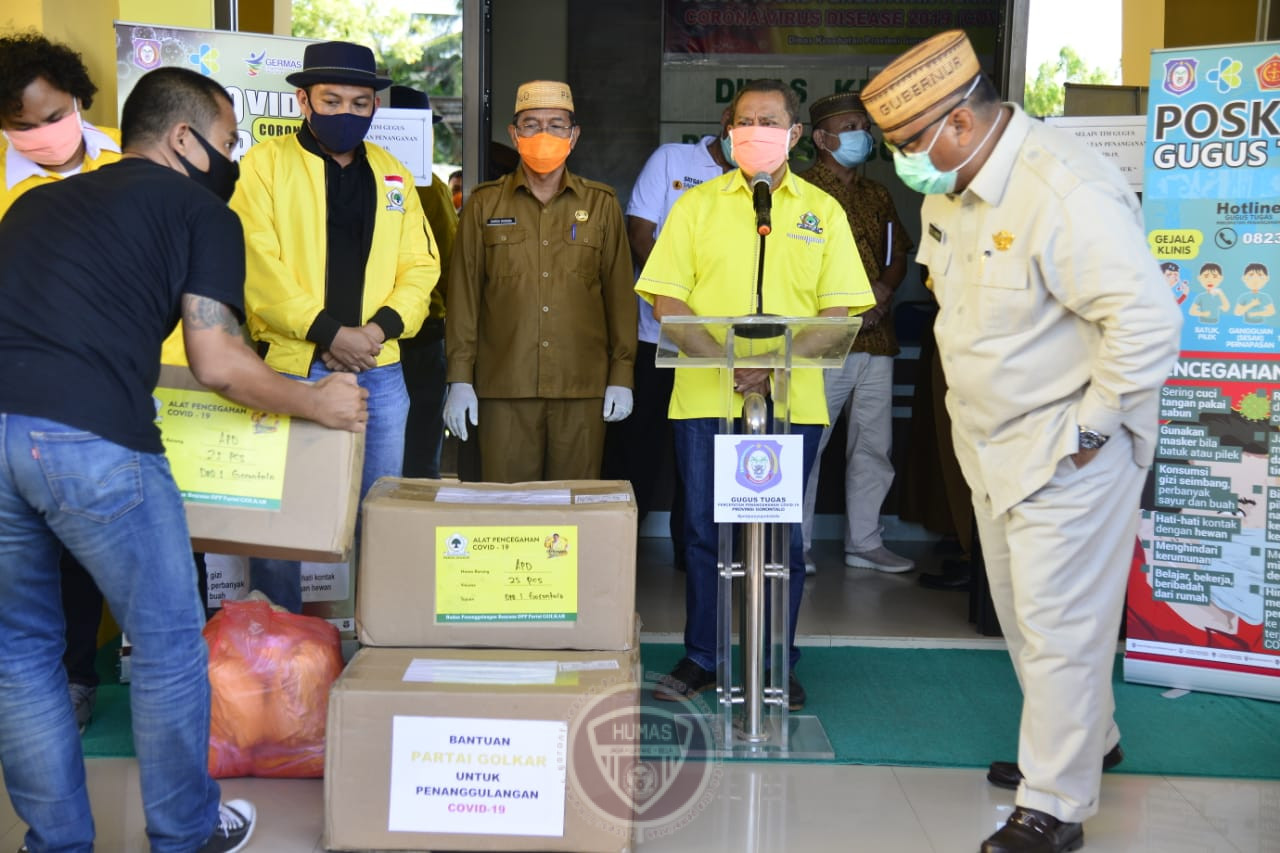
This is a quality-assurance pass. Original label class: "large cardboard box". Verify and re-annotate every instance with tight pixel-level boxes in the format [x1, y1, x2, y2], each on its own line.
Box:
[155, 365, 362, 562]
[357, 479, 638, 650]
[324, 645, 638, 852]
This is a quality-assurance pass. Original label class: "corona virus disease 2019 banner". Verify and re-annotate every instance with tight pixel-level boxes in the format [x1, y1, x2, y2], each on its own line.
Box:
[114, 23, 432, 181]
[1128, 42, 1280, 701]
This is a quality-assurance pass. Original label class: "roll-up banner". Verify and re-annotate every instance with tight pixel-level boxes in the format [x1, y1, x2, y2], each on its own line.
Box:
[1128, 42, 1280, 701]
[113, 22, 432, 181]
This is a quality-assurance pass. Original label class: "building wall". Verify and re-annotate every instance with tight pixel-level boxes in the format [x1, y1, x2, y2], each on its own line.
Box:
[1122, 0, 1262, 86]
[3, 0, 215, 127]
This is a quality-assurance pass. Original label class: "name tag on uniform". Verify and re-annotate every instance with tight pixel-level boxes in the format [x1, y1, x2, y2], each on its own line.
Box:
[486, 217, 517, 226]
[928, 223, 944, 243]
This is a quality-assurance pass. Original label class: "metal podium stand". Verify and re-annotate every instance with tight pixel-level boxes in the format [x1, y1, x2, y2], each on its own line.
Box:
[656, 314, 860, 758]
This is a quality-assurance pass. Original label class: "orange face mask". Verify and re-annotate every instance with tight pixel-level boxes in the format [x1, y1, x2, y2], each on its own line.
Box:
[516, 133, 572, 174]
[452, 190, 463, 210]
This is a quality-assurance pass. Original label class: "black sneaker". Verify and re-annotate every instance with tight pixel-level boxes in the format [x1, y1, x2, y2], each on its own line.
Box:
[653, 658, 715, 701]
[196, 799, 256, 853]
[788, 672, 807, 711]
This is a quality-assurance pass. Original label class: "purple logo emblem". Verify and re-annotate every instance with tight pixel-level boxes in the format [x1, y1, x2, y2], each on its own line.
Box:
[133, 38, 162, 70]
[1162, 58, 1198, 96]
[734, 440, 782, 492]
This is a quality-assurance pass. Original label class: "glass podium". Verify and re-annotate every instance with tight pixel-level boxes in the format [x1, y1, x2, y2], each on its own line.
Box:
[657, 314, 861, 758]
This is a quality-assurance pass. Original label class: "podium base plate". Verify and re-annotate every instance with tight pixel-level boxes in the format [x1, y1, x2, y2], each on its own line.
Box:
[674, 713, 835, 760]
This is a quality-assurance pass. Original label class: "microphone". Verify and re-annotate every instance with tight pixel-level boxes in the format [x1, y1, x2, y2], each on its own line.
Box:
[751, 172, 772, 236]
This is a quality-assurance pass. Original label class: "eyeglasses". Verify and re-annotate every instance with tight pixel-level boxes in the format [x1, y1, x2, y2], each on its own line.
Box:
[883, 111, 951, 156]
[514, 120, 574, 138]
[883, 76, 981, 155]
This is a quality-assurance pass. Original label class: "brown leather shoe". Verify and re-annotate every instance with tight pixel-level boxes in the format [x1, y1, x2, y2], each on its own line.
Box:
[981, 806, 1083, 853]
[988, 744, 1124, 790]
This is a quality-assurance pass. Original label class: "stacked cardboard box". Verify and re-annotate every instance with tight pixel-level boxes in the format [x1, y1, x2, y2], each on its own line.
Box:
[155, 365, 363, 563]
[326, 479, 641, 852]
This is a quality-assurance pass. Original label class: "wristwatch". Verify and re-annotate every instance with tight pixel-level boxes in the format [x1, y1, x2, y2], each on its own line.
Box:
[1078, 427, 1109, 451]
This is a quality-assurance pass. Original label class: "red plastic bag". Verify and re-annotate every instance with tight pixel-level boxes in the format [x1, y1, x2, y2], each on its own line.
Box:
[203, 599, 343, 778]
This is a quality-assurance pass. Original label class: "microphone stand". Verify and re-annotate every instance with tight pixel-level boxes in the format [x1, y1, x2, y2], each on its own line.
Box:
[736, 172, 784, 340]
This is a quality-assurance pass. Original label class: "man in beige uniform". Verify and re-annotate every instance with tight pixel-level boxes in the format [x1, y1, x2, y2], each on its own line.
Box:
[864, 32, 1182, 853]
[445, 81, 636, 482]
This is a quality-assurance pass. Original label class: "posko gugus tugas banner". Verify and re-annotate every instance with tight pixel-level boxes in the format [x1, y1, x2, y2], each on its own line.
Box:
[1127, 42, 1280, 701]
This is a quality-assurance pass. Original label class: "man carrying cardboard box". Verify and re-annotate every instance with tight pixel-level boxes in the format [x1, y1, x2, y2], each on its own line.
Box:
[0, 66, 367, 853]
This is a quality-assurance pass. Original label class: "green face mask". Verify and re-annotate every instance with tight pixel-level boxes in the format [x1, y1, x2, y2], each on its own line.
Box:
[889, 77, 1000, 195]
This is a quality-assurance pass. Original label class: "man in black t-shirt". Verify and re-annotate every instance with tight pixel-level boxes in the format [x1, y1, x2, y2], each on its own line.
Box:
[0, 67, 366, 853]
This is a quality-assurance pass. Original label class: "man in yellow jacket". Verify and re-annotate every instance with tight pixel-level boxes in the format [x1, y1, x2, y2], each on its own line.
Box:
[231, 41, 439, 611]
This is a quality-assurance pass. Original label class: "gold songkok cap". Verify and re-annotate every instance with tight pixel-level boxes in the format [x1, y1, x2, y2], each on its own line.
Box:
[862, 30, 981, 133]
[514, 80, 574, 114]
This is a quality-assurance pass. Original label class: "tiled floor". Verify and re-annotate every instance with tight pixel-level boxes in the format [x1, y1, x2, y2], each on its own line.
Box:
[2, 536, 1277, 852]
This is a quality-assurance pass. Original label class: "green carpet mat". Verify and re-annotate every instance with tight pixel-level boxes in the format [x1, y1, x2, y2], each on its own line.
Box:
[640, 643, 1280, 780]
[82, 641, 1280, 780]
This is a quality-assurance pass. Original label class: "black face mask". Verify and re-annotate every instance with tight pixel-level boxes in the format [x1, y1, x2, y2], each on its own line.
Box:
[177, 127, 240, 203]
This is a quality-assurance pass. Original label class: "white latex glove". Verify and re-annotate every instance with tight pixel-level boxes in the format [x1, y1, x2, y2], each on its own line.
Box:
[602, 386, 633, 423]
[443, 382, 479, 441]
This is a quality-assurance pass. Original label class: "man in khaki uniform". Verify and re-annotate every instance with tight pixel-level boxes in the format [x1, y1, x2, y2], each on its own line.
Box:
[864, 31, 1182, 853]
[445, 81, 636, 482]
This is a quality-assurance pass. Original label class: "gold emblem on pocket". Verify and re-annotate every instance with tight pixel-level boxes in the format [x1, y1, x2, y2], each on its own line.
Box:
[575, 209, 589, 222]
[993, 230, 1014, 251]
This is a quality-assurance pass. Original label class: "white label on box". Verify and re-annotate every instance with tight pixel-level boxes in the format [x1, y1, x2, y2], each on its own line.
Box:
[403, 660, 560, 685]
[573, 492, 631, 504]
[435, 487, 571, 505]
[388, 716, 567, 836]
[557, 660, 620, 672]
[713, 434, 804, 523]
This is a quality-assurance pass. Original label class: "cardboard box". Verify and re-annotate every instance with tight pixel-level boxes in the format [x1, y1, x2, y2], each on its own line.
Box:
[324, 645, 638, 852]
[155, 365, 362, 562]
[357, 480, 638, 650]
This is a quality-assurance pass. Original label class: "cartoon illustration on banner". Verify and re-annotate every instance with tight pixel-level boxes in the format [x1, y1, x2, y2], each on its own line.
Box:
[1131, 41, 1280, 700]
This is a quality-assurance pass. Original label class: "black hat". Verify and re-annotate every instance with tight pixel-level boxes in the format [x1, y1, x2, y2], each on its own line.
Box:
[1160, 261, 1180, 273]
[809, 91, 867, 127]
[286, 41, 391, 91]
[389, 85, 444, 123]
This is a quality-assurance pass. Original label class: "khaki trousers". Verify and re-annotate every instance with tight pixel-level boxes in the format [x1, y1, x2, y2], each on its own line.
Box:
[967, 431, 1141, 823]
[477, 397, 605, 483]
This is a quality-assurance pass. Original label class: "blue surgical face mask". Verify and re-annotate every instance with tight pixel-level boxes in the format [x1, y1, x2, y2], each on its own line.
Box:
[307, 109, 373, 155]
[829, 129, 874, 168]
[720, 132, 736, 167]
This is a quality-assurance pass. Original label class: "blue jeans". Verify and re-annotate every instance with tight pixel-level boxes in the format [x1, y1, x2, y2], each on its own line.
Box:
[0, 414, 220, 853]
[672, 417, 821, 672]
[250, 361, 409, 612]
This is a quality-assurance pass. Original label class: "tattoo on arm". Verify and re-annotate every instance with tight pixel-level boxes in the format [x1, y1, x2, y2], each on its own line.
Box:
[182, 294, 241, 337]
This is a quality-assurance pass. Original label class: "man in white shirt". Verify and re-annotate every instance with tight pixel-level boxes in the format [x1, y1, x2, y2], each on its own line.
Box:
[603, 114, 733, 568]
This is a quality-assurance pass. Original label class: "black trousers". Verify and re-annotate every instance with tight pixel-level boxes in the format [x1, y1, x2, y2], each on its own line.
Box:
[59, 550, 103, 688]
[601, 341, 685, 561]
[401, 318, 448, 479]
